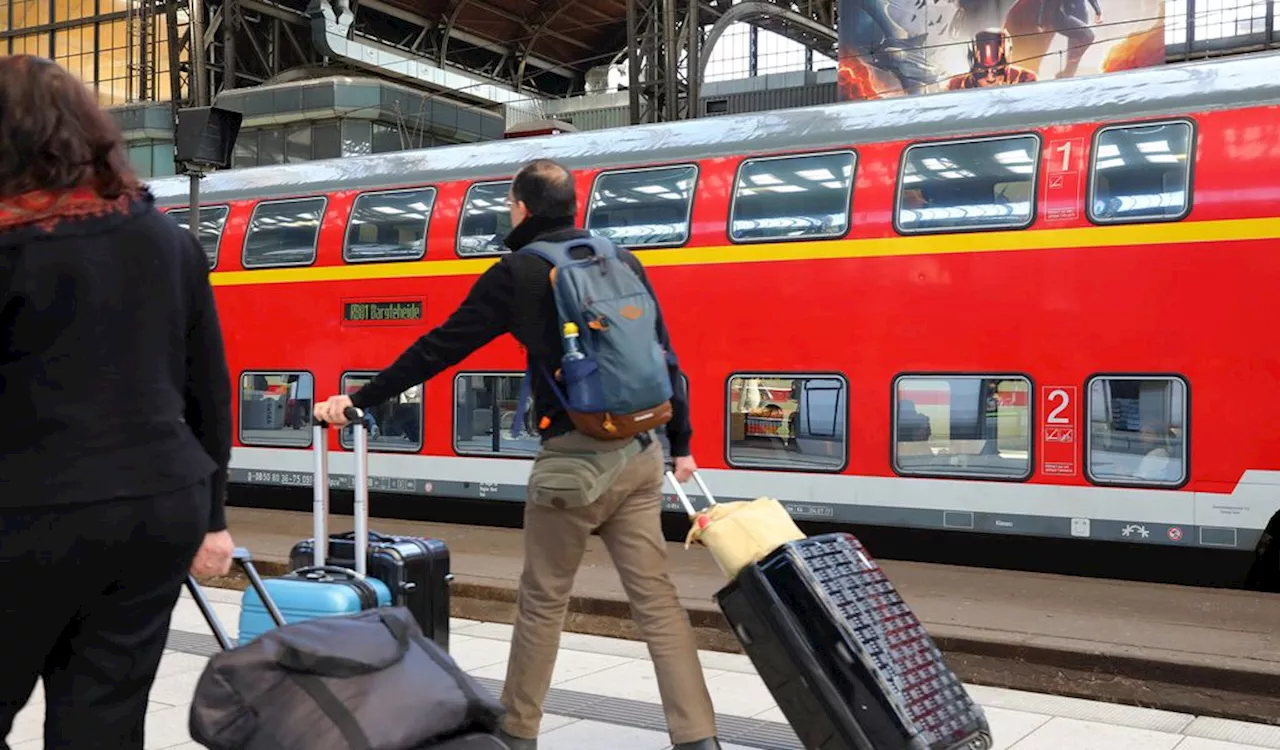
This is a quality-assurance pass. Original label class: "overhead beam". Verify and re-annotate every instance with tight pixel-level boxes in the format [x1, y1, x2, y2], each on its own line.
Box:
[696, 0, 835, 83]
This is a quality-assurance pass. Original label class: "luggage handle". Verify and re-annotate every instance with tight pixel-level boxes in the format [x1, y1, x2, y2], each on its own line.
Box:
[292, 564, 373, 582]
[184, 547, 286, 651]
[314, 406, 370, 576]
[664, 470, 718, 519]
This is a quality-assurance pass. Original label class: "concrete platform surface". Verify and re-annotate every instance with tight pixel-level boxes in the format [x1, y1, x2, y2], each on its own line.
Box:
[11, 584, 1280, 750]
[215, 507, 1280, 724]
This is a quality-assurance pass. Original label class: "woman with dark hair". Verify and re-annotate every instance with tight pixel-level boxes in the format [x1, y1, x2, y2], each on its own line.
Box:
[0, 56, 236, 748]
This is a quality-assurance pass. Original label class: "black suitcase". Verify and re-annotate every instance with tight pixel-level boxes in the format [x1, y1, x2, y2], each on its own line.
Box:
[666, 472, 991, 750]
[290, 532, 452, 651]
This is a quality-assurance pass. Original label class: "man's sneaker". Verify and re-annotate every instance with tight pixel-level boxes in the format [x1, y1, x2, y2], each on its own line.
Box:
[673, 739, 723, 750]
[494, 728, 537, 750]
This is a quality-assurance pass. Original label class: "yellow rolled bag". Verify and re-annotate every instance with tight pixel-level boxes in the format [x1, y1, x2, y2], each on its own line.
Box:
[665, 470, 806, 579]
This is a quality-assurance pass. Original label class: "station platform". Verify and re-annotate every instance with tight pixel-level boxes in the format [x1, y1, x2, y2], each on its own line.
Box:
[9, 584, 1280, 750]
[210, 507, 1280, 725]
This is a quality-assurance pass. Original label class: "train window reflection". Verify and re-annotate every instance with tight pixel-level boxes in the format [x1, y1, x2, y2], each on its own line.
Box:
[586, 164, 697, 248]
[894, 375, 1032, 479]
[730, 152, 855, 242]
[896, 135, 1039, 234]
[339, 372, 423, 453]
[344, 187, 436, 263]
[243, 197, 326, 268]
[727, 375, 846, 471]
[1089, 121, 1193, 223]
[457, 181, 512, 257]
[238, 371, 314, 448]
[453, 373, 538, 457]
[1086, 376, 1187, 486]
[168, 205, 229, 269]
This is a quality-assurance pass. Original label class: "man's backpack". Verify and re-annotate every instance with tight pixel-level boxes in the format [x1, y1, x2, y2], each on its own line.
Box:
[513, 235, 674, 441]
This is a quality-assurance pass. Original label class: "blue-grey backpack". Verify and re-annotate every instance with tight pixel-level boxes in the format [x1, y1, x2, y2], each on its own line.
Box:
[512, 235, 674, 440]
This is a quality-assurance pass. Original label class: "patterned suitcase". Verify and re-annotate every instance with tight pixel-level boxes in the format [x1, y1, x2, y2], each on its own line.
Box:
[289, 531, 452, 651]
[717, 533, 993, 750]
[237, 407, 392, 644]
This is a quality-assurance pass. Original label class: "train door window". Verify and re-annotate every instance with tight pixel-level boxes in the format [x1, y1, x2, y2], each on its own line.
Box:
[242, 197, 326, 268]
[729, 151, 855, 242]
[457, 181, 512, 257]
[453, 373, 539, 457]
[585, 164, 697, 248]
[893, 375, 1032, 480]
[339, 372, 423, 453]
[238, 371, 314, 448]
[168, 205, 229, 269]
[1089, 121, 1193, 224]
[344, 187, 436, 263]
[727, 374, 847, 471]
[896, 135, 1040, 234]
[1086, 376, 1187, 487]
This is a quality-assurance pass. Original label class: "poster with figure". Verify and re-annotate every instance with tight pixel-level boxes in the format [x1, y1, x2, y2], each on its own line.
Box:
[837, 0, 1166, 100]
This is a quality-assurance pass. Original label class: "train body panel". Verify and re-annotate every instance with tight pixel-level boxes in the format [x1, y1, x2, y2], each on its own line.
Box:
[151, 51, 1280, 560]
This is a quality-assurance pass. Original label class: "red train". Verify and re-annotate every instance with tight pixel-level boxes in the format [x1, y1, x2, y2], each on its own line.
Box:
[148, 51, 1280, 584]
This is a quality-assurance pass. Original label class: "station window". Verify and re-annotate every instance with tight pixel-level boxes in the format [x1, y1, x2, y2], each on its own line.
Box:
[1086, 376, 1187, 486]
[1089, 121, 1193, 224]
[344, 187, 436, 263]
[168, 205, 229, 269]
[457, 181, 512, 257]
[896, 135, 1039, 234]
[242, 197, 326, 268]
[586, 164, 697, 248]
[339, 373, 424, 453]
[893, 375, 1032, 480]
[454, 373, 539, 457]
[238, 371, 314, 448]
[727, 374, 846, 471]
[730, 151, 855, 242]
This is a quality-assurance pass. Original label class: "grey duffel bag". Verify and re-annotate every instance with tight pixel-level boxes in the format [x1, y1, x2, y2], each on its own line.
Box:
[188, 606, 504, 749]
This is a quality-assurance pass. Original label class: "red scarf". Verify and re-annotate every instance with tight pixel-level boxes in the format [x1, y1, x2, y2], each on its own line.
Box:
[0, 187, 137, 234]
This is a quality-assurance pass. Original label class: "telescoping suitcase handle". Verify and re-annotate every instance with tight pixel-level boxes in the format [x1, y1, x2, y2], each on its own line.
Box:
[313, 406, 371, 577]
[664, 470, 718, 519]
[184, 547, 286, 651]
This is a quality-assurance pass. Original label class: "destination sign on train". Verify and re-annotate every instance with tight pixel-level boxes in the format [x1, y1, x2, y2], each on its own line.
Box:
[343, 300, 423, 322]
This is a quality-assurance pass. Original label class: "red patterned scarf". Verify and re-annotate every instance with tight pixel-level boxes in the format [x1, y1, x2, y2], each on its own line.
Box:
[0, 187, 137, 234]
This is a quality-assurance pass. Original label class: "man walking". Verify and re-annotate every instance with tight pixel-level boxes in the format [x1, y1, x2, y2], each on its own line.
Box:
[314, 159, 721, 750]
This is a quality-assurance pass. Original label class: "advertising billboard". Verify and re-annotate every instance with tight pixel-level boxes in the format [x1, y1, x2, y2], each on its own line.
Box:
[837, 0, 1167, 100]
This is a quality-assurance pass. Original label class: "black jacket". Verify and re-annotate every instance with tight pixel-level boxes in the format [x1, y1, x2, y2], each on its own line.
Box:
[351, 214, 692, 456]
[0, 191, 232, 530]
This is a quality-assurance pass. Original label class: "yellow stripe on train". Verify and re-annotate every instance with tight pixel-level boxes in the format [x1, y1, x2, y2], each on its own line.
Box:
[207, 216, 1280, 288]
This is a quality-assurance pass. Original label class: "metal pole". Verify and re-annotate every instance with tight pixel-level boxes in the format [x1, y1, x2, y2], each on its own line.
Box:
[626, 0, 642, 125]
[189, 0, 208, 106]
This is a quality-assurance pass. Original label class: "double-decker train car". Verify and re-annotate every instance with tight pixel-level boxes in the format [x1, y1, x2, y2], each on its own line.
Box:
[148, 51, 1280, 587]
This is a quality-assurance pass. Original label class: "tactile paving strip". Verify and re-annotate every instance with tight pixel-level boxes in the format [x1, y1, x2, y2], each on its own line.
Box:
[166, 629, 805, 750]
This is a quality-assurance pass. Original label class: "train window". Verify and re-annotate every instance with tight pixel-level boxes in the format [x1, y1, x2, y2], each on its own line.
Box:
[729, 151, 855, 242]
[238, 371, 314, 448]
[896, 135, 1039, 234]
[344, 187, 436, 263]
[1089, 121, 1193, 224]
[338, 372, 423, 453]
[242, 197, 326, 268]
[453, 373, 539, 457]
[727, 374, 847, 471]
[893, 375, 1032, 480]
[453, 372, 690, 459]
[585, 164, 697, 248]
[1086, 376, 1187, 487]
[457, 181, 512, 257]
[168, 205, 229, 269]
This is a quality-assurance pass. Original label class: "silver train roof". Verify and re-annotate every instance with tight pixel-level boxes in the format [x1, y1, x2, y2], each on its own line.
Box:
[148, 51, 1280, 206]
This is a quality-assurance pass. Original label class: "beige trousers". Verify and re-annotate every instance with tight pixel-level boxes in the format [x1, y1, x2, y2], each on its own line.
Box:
[499, 433, 718, 744]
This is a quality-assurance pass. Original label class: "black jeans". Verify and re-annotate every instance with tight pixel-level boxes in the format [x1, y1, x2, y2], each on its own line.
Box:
[0, 480, 209, 749]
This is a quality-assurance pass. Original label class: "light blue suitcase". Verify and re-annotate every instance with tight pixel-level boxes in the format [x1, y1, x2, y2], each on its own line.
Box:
[237, 408, 392, 645]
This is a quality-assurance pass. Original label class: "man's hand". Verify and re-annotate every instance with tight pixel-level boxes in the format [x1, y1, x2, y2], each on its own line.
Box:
[191, 530, 235, 577]
[672, 455, 697, 483]
[314, 395, 356, 426]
